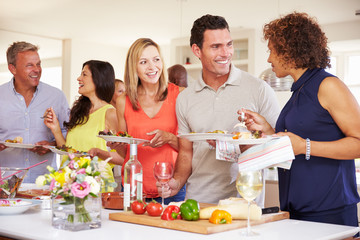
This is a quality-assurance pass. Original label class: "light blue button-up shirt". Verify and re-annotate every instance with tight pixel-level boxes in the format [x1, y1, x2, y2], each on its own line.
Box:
[0, 79, 69, 183]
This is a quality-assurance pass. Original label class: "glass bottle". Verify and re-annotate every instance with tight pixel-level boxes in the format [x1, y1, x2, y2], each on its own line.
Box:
[123, 143, 143, 211]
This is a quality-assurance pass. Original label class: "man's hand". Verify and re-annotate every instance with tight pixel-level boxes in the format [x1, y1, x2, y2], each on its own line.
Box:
[156, 178, 180, 198]
[0, 143, 7, 152]
[29, 140, 53, 156]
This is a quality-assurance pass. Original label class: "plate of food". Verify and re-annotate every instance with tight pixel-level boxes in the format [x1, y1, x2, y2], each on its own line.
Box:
[97, 130, 149, 144]
[227, 131, 275, 145]
[0, 137, 35, 149]
[45, 145, 89, 157]
[0, 199, 41, 215]
[178, 130, 233, 142]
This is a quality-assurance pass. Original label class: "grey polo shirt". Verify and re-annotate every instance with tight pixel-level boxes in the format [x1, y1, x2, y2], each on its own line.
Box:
[176, 64, 280, 204]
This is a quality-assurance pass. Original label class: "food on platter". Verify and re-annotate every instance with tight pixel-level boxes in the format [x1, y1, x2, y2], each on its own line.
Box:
[16, 189, 51, 199]
[55, 145, 87, 155]
[207, 130, 226, 134]
[199, 197, 262, 220]
[209, 209, 232, 224]
[167, 201, 185, 208]
[98, 130, 132, 138]
[146, 201, 163, 216]
[0, 175, 24, 199]
[5, 136, 23, 143]
[232, 130, 262, 140]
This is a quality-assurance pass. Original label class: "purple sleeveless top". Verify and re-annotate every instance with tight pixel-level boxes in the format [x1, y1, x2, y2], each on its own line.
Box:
[276, 68, 360, 216]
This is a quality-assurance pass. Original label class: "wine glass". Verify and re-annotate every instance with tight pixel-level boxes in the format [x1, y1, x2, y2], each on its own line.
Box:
[153, 161, 174, 207]
[236, 170, 263, 237]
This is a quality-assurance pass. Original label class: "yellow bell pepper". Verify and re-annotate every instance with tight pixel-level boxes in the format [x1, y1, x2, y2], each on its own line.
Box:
[209, 209, 232, 224]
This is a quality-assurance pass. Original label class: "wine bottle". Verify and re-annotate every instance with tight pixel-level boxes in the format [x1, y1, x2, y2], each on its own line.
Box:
[123, 143, 143, 212]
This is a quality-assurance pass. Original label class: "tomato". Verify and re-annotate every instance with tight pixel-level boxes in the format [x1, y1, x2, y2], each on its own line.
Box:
[146, 201, 163, 216]
[131, 200, 146, 214]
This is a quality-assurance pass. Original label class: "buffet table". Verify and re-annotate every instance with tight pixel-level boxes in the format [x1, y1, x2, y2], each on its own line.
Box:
[0, 205, 358, 240]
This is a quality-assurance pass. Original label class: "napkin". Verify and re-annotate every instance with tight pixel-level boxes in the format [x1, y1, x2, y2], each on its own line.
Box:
[215, 140, 241, 162]
[237, 136, 294, 171]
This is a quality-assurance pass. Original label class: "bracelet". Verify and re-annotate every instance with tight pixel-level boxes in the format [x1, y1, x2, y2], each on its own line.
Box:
[305, 138, 311, 160]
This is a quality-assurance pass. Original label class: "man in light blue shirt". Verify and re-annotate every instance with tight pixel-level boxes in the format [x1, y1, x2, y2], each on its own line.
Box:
[0, 41, 69, 183]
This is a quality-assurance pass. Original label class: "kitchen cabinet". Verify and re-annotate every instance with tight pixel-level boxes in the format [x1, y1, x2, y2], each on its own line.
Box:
[170, 29, 255, 83]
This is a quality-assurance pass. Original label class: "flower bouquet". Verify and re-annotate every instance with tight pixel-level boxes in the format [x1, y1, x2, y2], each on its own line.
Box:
[36, 154, 117, 231]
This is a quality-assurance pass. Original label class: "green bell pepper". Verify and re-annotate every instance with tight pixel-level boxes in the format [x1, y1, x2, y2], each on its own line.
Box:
[180, 199, 199, 221]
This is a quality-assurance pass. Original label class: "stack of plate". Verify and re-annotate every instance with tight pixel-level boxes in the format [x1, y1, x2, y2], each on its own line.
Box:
[259, 68, 293, 91]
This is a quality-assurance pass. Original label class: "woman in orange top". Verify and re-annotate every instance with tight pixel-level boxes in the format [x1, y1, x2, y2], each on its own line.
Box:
[115, 38, 185, 203]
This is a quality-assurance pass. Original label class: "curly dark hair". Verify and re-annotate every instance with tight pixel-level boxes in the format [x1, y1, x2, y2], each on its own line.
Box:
[64, 60, 115, 131]
[263, 12, 331, 69]
[190, 14, 229, 49]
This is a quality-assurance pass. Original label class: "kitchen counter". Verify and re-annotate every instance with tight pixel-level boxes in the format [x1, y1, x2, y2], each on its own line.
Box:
[0, 205, 358, 240]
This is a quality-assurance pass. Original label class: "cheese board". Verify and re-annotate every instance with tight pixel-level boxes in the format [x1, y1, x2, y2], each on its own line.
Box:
[109, 210, 289, 234]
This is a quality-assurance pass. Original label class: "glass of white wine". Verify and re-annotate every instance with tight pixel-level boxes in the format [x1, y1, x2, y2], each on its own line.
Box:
[236, 170, 263, 237]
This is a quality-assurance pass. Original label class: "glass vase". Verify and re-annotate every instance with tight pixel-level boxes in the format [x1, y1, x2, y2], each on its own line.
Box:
[52, 195, 101, 231]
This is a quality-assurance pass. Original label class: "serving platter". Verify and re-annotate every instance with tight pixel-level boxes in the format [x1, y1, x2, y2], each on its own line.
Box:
[178, 133, 233, 142]
[97, 135, 149, 144]
[45, 146, 89, 157]
[109, 209, 289, 234]
[0, 199, 41, 215]
[0, 141, 35, 149]
[226, 136, 277, 145]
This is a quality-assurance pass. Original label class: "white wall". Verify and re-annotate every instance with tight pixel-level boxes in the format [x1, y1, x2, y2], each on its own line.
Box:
[62, 39, 128, 105]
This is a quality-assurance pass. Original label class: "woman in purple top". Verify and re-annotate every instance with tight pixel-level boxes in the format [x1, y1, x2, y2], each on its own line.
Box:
[242, 12, 360, 228]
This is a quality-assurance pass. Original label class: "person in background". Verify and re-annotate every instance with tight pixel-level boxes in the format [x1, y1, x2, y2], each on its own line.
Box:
[43, 60, 118, 191]
[115, 38, 186, 204]
[243, 12, 360, 228]
[111, 79, 125, 106]
[167, 64, 188, 88]
[0, 41, 69, 183]
[160, 14, 280, 205]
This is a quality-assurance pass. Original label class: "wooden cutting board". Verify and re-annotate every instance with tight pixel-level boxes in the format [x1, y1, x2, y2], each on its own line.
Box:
[109, 209, 289, 234]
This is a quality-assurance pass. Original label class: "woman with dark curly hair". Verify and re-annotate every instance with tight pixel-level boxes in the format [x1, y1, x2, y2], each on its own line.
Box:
[243, 12, 360, 227]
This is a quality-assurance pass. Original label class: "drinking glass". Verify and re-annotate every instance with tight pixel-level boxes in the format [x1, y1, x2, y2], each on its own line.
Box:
[236, 170, 263, 237]
[153, 161, 174, 207]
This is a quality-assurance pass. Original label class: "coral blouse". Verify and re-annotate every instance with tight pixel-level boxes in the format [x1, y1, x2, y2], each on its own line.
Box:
[122, 83, 179, 198]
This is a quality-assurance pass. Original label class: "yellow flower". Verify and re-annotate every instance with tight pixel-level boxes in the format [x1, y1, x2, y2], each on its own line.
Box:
[79, 157, 91, 168]
[54, 171, 66, 187]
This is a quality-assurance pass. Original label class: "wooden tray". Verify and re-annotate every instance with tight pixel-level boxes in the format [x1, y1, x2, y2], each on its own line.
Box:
[109, 210, 289, 234]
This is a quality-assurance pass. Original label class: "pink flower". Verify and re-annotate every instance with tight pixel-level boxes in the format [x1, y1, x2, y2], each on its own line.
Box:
[77, 168, 86, 174]
[49, 178, 56, 191]
[68, 160, 75, 169]
[71, 182, 91, 198]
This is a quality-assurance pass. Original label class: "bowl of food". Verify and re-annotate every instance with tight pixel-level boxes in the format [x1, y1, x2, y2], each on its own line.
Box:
[101, 192, 146, 209]
[0, 167, 28, 199]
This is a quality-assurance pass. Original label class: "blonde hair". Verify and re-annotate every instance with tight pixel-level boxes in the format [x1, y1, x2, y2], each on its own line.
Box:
[124, 38, 168, 110]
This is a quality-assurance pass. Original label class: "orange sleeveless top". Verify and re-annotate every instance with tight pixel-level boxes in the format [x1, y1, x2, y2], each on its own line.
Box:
[122, 83, 179, 198]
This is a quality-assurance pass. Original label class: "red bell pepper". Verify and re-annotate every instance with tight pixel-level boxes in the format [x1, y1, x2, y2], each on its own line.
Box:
[161, 205, 182, 220]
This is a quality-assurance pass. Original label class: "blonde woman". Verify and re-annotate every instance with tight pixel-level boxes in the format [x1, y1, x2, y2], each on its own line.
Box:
[115, 38, 185, 203]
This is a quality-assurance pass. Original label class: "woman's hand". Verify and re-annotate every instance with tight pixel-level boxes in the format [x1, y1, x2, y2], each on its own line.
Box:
[43, 107, 61, 133]
[238, 109, 275, 135]
[277, 132, 306, 156]
[144, 129, 173, 148]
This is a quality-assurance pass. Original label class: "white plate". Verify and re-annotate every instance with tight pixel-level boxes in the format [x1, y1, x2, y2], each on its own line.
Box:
[0, 199, 41, 215]
[97, 135, 149, 144]
[0, 141, 35, 149]
[178, 133, 234, 142]
[226, 137, 274, 145]
[45, 146, 89, 157]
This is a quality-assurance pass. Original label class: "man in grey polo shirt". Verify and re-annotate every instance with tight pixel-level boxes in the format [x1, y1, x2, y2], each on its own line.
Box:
[161, 14, 280, 205]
